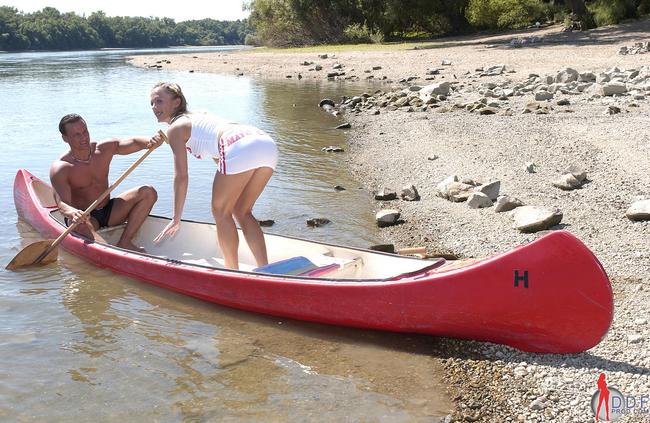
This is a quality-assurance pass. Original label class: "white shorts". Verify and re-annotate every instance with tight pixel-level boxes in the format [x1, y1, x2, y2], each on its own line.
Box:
[219, 133, 278, 175]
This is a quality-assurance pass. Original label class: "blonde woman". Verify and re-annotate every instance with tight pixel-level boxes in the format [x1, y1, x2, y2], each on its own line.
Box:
[150, 82, 278, 269]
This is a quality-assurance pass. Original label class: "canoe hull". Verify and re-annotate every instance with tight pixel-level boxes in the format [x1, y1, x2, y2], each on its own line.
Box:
[13, 169, 613, 353]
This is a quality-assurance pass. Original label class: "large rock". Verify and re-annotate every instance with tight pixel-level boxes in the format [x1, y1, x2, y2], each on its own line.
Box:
[319, 98, 335, 108]
[495, 195, 524, 212]
[535, 91, 554, 101]
[556, 67, 579, 83]
[512, 206, 563, 233]
[626, 199, 650, 221]
[467, 192, 493, 209]
[474, 181, 501, 201]
[400, 184, 420, 201]
[552, 173, 583, 190]
[419, 82, 451, 101]
[440, 182, 475, 202]
[578, 71, 596, 82]
[563, 164, 587, 182]
[376, 209, 401, 227]
[600, 81, 628, 96]
[307, 217, 331, 227]
[375, 187, 397, 201]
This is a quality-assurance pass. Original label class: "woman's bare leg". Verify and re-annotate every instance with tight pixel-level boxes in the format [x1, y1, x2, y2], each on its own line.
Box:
[212, 170, 255, 269]
[232, 167, 274, 267]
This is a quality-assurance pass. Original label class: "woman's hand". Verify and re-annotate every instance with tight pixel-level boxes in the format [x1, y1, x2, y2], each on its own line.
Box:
[154, 219, 181, 244]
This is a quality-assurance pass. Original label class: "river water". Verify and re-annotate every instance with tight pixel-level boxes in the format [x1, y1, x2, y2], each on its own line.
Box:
[0, 47, 451, 421]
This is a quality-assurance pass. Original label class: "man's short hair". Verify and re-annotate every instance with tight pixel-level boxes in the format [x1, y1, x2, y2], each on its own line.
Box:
[58, 114, 85, 135]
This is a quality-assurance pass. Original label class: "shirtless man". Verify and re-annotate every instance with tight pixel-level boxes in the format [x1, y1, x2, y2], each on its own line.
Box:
[50, 113, 162, 251]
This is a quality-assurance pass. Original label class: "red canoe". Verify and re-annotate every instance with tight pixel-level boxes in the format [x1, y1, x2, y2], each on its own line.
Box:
[12, 169, 613, 353]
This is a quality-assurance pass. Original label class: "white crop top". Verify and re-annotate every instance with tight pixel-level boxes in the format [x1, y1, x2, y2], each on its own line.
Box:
[184, 113, 232, 160]
[184, 113, 266, 160]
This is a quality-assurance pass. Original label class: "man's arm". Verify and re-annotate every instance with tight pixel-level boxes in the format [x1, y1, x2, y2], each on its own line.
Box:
[49, 162, 88, 224]
[115, 134, 163, 155]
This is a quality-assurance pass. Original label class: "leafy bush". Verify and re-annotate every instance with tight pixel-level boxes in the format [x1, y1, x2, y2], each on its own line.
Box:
[639, 0, 650, 15]
[589, 0, 628, 26]
[466, 0, 554, 30]
[244, 33, 261, 46]
[343, 23, 383, 44]
[589, 0, 645, 26]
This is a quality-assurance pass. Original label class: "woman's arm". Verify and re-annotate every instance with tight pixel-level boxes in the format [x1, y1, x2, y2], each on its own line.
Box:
[153, 122, 191, 243]
[169, 125, 189, 222]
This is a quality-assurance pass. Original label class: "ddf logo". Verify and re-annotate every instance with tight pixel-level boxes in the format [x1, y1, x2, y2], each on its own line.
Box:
[591, 373, 624, 421]
[590, 372, 650, 421]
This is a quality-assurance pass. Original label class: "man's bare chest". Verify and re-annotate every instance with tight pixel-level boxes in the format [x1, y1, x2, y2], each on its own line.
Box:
[67, 155, 111, 189]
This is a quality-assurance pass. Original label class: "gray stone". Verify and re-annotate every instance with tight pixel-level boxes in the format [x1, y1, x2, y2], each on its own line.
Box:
[601, 81, 627, 96]
[535, 91, 554, 101]
[578, 71, 596, 82]
[467, 192, 493, 208]
[321, 146, 344, 153]
[319, 98, 335, 108]
[556, 68, 579, 83]
[552, 173, 582, 190]
[437, 176, 475, 202]
[563, 165, 587, 182]
[400, 185, 420, 201]
[374, 187, 397, 201]
[626, 199, 650, 221]
[512, 206, 563, 233]
[307, 217, 331, 227]
[419, 82, 451, 100]
[436, 175, 459, 194]
[475, 180, 501, 201]
[495, 195, 524, 212]
[376, 209, 401, 227]
[479, 106, 499, 115]
[627, 334, 644, 343]
[525, 162, 538, 173]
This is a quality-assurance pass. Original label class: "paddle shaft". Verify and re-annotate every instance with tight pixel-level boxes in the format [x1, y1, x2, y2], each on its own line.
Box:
[32, 131, 166, 264]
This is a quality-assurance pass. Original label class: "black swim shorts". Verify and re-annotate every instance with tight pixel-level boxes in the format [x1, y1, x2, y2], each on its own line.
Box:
[64, 198, 115, 229]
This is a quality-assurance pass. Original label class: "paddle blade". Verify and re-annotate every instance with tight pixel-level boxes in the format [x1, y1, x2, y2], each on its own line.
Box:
[5, 240, 58, 270]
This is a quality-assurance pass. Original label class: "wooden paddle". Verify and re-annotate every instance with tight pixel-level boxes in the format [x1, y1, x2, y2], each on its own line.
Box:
[6, 130, 167, 270]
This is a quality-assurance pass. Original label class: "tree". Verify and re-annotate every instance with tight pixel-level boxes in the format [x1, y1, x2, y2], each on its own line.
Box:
[564, 0, 587, 15]
[563, 0, 595, 29]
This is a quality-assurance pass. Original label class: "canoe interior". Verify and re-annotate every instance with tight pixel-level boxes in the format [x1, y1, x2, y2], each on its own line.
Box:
[33, 179, 441, 280]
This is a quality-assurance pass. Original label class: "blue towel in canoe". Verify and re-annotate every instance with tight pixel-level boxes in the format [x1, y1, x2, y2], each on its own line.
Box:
[253, 256, 319, 275]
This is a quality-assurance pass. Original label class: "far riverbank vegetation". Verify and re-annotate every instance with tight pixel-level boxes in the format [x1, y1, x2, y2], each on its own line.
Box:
[1, 0, 649, 52]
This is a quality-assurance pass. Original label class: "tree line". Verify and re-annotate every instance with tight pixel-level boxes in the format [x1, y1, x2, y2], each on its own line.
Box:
[0, 6, 250, 51]
[1, 1, 649, 51]
[245, 0, 650, 46]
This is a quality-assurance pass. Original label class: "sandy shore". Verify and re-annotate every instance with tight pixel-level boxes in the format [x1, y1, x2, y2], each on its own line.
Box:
[129, 20, 650, 422]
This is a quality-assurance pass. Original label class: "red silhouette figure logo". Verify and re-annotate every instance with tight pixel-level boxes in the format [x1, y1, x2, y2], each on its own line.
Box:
[596, 373, 610, 421]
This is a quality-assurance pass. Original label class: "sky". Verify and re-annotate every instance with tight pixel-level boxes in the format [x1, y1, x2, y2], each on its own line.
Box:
[0, 0, 250, 22]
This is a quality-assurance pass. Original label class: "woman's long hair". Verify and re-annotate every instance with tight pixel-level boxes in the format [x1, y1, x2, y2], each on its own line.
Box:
[153, 82, 188, 122]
